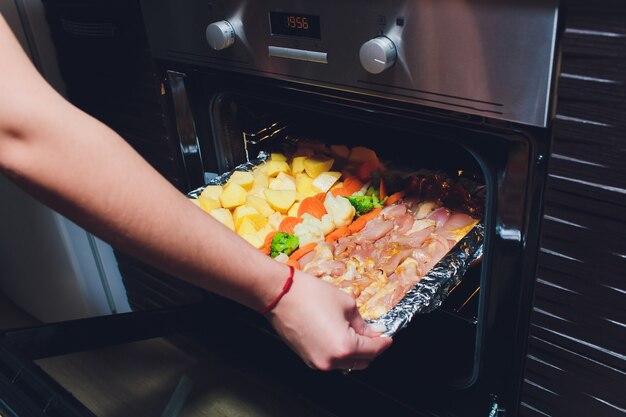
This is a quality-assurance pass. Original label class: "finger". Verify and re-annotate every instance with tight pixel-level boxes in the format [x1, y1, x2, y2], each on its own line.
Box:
[346, 307, 389, 337]
[346, 306, 368, 335]
[352, 332, 393, 359]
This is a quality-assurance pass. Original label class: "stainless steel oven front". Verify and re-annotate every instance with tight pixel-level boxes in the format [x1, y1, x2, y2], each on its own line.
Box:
[134, 1, 560, 416]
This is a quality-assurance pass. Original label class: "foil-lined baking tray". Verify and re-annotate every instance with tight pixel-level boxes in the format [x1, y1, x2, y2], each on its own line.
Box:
[369, 223, 484, 337]
[188, 151, 485, 338]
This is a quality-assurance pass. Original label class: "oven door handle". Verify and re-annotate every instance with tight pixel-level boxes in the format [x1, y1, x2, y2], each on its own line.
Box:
[166, 70, 206, 189]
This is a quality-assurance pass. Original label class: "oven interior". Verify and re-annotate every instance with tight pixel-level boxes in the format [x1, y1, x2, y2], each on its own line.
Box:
[162, 69, 541, 415]
[205, 92, 487, 384]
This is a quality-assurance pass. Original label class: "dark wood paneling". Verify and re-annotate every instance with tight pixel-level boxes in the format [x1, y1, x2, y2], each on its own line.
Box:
[520, 1, 626, 416]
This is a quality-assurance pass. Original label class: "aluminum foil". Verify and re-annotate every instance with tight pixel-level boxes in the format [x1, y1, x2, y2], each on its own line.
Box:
[368, 223, 484, 337]
[188, 150, 485, 338]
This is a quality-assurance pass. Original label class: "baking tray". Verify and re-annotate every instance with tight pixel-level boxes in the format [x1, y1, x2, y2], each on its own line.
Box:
[189, 151, 484, 337]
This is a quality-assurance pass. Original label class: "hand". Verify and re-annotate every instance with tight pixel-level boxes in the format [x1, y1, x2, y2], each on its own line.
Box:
[266, 270, 393, 371]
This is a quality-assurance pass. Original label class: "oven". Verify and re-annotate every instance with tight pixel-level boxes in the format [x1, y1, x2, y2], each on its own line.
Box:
[136, 1, 557, 415]
[0, 1, 563, 416]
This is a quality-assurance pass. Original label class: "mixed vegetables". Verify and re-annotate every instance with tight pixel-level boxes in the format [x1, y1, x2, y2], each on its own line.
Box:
[190, 143, 480, 270]
[190, 145, 387, 254]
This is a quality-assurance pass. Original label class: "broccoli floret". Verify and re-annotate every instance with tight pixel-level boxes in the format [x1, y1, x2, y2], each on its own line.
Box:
[346, 195, 383, 217]
[365, 185, 379, 199]
[270, 232, 300, 258]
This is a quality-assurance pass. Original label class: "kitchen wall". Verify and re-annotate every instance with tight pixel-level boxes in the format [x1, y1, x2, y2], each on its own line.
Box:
[0, 0, 130, 321]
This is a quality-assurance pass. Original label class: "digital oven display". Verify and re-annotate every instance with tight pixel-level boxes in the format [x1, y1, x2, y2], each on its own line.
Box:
[269, 11, 321, 40]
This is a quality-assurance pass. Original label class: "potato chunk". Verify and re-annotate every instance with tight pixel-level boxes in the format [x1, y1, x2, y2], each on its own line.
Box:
[290, 155, 307, 175]
[287, 201, 301, 217]
[267, 212, 284, 230]
[244, 214, 268, 230]
[219, 183, 247, 209]
[200, 185, 223, 201]
[233, 205, 260, 229]
[246, 194, 275, 217]
[271, 153, 288, 162]
[252, 171, 269, 189]
[209, 208, 235, 230]
[269, 172, 296, 191]
[266, 160, 290, 177]
[241, 233, 263, 248]
[303, 156, 334, 178]
[255, 224, 274, 242]
[264, 189, 296, 213]
[198, 197, 221, 213]
[312, 171, 341, 193]
[296, 173, 318, 200]
[237, 217, 259, 235]
[228, 171, 254, 190]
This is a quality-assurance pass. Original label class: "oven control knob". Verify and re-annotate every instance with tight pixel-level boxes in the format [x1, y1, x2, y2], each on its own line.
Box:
[359, 36, 397, 74]
[206, 20, 235, 51]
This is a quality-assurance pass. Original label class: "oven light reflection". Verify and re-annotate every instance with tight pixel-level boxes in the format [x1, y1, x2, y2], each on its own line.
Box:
[383, 7, 411, 84]
[228, 3, 252, 57]
[454, 286, 480, 313]
[533, 307, 572, 323]
[543, 214, 587, 229]
[523, 378, 559, 396]
[496, 225, 521, 241]
[588, 395, 626, 414]
[539, 247, 582, 263]
[604, 318, 626, 329]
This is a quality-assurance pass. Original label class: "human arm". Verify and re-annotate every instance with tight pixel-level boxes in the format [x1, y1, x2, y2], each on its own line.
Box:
[0, 16, 391, 370]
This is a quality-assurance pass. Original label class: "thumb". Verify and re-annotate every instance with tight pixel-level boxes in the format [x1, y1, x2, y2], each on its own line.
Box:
[347, 307, 389, 337]
[353, 332, 393, 358]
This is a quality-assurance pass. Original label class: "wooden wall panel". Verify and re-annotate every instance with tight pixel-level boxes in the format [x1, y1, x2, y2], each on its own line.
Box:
[520, 1, 626, 416]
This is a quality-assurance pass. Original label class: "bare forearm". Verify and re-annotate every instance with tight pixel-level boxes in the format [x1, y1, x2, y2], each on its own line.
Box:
[0, 16, 284, 310]
[10, 111, 284, 309]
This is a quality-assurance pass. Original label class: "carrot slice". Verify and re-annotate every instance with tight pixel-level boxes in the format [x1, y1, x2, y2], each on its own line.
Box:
[348, 207, 383, 234]
[289, 242, 318, 261]
[286, 258, 301, 270]
[278, 216, 303, 234]
[259, 231, 277, 255]
[357, 162, 382, 181]
[264, 231, 278, 247]
[343, 176, 364, 194]
[379, 178, 387, 200]
[325, 226, 351, 242]
[331, 187, 352, 197]
[384, 191, 405, 206]
[297, 196, 327, 220]
[313, 192, 327, 202]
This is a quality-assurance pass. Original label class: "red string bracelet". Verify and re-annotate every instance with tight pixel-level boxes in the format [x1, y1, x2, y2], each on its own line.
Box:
[259, 266, 295, 315]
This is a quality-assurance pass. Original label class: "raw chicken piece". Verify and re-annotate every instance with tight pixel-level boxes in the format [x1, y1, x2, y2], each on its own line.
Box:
[355, 219, 394, 243]
[381, 203, 407, 219]
[305, 190, 479, 319]
[426, 207, 451, 228]
[302, 242, 346, 278]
